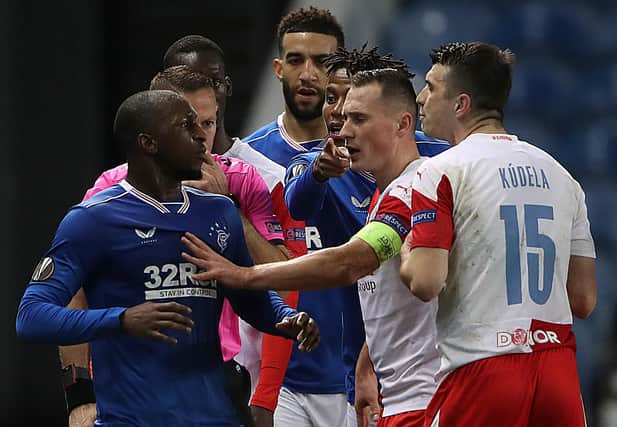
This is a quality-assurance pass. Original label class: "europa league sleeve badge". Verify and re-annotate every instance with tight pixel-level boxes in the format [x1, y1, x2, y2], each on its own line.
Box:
[31, 257, 55, 282]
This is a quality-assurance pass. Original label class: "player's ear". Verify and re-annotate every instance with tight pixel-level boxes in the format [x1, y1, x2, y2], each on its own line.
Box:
[273, 58, 283, 81]
[137, 133, 157, 155]
[224, 75, 233, 97]
[454, 93, 472, 116]
[397, 111, 414, 136]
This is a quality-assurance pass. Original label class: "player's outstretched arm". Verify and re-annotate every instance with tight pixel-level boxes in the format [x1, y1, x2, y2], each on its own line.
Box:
[181, 231, 379, 291]
[285, 138, 350, 220]
[566, 255, 596, 319]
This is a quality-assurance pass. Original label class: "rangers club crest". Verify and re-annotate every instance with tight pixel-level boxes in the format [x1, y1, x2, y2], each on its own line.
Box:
[208, 221, 230, 252]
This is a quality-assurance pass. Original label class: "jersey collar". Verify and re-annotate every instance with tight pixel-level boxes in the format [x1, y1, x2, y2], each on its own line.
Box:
[119, 180, 190, 214]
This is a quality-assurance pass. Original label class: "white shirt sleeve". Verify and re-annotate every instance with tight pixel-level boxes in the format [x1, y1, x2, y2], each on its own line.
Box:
[570, 182, 596, 258]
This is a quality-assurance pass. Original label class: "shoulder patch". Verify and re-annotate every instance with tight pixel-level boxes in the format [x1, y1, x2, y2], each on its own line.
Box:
[31, 257, 55, 281]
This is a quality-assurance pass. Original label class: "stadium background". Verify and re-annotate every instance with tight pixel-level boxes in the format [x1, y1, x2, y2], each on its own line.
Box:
[1, 0, 615, 425]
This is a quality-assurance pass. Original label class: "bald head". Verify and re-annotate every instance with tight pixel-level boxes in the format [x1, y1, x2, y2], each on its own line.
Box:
[113, 90, 187, 153]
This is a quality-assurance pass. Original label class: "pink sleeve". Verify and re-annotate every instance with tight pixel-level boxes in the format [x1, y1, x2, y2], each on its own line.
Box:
[82, 163, 128, 201]
[219, 299, 241, 362]
[232, 164, 284, 242]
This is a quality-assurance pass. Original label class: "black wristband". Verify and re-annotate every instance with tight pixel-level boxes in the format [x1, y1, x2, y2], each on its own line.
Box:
[65, 378, 96, 413]
[61, 365, 95, 413]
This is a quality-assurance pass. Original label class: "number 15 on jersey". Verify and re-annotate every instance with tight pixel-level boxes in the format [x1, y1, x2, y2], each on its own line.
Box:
[500, 204, 556, 306]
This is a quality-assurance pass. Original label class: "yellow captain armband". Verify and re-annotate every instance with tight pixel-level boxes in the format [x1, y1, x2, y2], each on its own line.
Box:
[354, 221, 403, 265]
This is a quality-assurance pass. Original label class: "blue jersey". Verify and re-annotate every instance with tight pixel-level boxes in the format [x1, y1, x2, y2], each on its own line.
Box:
[244, 118, 346, 396]
[284, 131, 450, 403]
[16, 180, 296, 427]
[243, 113, 323, 168]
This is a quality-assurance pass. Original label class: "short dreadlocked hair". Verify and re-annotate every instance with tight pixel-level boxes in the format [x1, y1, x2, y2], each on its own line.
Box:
[277, 7, 344, 54]
[430, 42, 515, 118]
[325, 44, 414, 79]
[149, 65, 216, 93]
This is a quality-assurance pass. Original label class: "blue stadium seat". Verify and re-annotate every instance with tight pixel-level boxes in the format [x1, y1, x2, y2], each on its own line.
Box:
[508, 59, 576, 119]
[384, 3, 498, 75]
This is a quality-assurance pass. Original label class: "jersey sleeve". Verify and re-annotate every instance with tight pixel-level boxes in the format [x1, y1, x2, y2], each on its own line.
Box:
[570, 182, 596, 258]
[354, 188, 412, 264]
[238, 164, 284, 242]
[410, 161, 455, 250]
[271, 182, 308, 258]
[16, 208, 126, 344]
[284, 152, 328, 220]
[251, 291, 299, 411]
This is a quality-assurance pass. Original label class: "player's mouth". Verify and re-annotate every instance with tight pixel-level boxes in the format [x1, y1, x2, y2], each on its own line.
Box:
[296, 86, 318, 102]
[328, 121, 343, 134]
[328, 122, 345, 144]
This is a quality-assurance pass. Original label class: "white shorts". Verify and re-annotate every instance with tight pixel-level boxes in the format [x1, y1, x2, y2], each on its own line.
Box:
[274, 386, 347, 426]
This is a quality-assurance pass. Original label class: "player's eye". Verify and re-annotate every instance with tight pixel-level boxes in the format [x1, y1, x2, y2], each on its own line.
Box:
[326, 94, 337, 104]
[287, 57, 303, 66]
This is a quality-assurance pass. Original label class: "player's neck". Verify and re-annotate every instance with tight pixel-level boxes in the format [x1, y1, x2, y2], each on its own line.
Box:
[454, 116, 506, 145]
[212, 123, 234, 155]
[373, 141, 420, 191]
[126, 164, 182, 202]
[282, 110, 327, 142]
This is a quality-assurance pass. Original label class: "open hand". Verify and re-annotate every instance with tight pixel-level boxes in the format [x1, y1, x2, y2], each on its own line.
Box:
[121, 301, 193, 344]
[276, 312, 320, 352]
[181, 232, 249, 288]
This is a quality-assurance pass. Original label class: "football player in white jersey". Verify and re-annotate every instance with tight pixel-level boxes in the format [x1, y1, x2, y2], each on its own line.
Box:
[181, 67, 440, 427]
[400, 41, 596, 427]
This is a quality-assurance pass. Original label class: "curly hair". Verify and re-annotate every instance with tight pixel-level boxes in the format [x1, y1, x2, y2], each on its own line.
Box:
[277, 6, 344, 53]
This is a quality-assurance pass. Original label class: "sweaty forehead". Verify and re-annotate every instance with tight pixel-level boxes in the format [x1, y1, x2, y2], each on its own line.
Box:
[282, 32, 338, 56]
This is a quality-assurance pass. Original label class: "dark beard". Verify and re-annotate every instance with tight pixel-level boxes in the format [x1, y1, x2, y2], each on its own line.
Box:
[282, 79, 324, 121]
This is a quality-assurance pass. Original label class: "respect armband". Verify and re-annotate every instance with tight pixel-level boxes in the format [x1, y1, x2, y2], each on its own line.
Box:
[354, 221, 403, 265]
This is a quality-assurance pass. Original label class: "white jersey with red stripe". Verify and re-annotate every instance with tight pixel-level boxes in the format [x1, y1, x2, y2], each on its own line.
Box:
[410, 133, 596, 381]
[358, 158, 439, 417]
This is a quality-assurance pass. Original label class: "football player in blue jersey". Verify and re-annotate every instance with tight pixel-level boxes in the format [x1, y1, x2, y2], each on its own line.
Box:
[16, 90, 319, 427]
[284, 46, 449, 427]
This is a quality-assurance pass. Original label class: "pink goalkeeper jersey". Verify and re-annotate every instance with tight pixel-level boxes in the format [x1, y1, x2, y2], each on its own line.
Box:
[83, 155, 284, 362]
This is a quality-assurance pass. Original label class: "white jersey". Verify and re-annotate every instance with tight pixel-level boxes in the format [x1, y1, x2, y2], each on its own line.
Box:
[410, 133, 596, 380]
[357, 159, 439, 417]
[225, 137, 286, 191]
